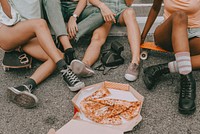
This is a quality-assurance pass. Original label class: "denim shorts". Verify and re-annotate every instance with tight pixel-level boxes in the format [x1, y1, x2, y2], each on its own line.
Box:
[188, 28, 200, 39]
[101, 0, 128, 25]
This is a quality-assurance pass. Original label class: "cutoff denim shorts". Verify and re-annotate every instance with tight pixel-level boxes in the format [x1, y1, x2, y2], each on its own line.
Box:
[187, 27, 200, 39]
[101, 0, 128, 25]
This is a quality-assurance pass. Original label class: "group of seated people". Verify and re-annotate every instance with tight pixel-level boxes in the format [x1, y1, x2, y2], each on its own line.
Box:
[0, 0, 200, 117]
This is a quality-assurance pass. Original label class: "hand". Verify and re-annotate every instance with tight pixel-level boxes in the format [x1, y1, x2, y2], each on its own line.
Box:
[67, 16, 78, 39]
[98, 3, 116, 23]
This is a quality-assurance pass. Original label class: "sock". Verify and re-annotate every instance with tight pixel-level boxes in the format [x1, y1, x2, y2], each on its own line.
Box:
[15, 78, 37, 92]
[168, 61, 179, 73]
[175, 52, 192, 75]
[56, 59, 68, 70]
[64, 48, 76, 65]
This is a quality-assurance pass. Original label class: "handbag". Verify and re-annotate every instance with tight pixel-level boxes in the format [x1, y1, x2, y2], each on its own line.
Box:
[94, 41, 125, 75]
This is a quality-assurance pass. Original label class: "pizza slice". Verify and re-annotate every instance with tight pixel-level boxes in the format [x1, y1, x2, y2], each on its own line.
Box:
[80, 100, 106, 114]
[99, 115, 122, 125]
[120, 101, 141, 120]
[92, 98, 133, 108]
[85, 87, 110, 101]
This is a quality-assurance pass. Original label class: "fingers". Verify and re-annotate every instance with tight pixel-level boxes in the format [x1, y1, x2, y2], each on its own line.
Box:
[68, 25, 78, 38]
[103, 14, 116, 23]
[68, 28, 76, 38]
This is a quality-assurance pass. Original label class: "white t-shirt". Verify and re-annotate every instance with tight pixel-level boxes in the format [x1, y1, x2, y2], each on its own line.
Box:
[12, 0, 41, 20]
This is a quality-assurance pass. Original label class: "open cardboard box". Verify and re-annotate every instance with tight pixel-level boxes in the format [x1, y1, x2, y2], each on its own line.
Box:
[56, 81, 144, 134]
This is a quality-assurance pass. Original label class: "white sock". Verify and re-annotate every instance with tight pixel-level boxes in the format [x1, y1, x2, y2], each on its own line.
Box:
[175, 52, 192, 75]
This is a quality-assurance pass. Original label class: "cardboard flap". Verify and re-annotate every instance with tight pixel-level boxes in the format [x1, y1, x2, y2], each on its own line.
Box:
[56, 119, 123, 134]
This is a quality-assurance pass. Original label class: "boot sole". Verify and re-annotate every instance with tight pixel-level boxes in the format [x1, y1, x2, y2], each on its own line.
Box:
[179, 107, 196, 115]
[7, 87, 38, 109]
[68, 81, 85, 92]
[70, 60, 94, 77]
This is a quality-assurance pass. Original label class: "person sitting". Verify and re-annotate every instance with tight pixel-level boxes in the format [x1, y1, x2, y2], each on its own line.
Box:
[70, 0, 141, 82]
[141, 0, 200, 115]
[42, 0, 104, 64]
[0, 0, 85, 109]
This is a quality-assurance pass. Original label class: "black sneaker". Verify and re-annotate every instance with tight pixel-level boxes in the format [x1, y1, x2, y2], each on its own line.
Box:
[7, 85, 38, 109]
[61, 67, 85, 91]
[64, 48, 76, 65]
[179, 73, 196, 115]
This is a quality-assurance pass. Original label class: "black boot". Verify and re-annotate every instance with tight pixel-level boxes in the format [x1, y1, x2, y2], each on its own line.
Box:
[64, 48, 76, 65]
[143, 63, 170, 90]
[179, 73, 196, 115]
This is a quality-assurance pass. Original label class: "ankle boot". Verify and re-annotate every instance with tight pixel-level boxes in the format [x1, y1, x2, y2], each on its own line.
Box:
[143, 63, 170, 90]
[179, 73, 196, 115]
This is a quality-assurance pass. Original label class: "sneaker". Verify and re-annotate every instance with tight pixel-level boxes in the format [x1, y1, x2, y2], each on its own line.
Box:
[7, 85, 38, 109]
[64, 48, 76, 65]
[125, 63, 139, 81]
[61, 67, 85, 91]
[70, 59, 95, 77]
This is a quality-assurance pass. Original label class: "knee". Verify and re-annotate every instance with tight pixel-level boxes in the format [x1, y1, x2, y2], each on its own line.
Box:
[172, 11, 188, 25]
[123, 8, 136, 19]
[91, 32, 107, 46]
[33, 19, 48, 29]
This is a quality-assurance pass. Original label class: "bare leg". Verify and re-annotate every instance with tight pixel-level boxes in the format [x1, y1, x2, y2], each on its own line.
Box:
[59, 35, 72, 50]
[154, 11, 189, 53]
[22, 38, 63, 84]
[118, 8, 141, 64]
[0, 19, 62, 63]
[189, 37, 200, 70]
[82, 23, 112, 66]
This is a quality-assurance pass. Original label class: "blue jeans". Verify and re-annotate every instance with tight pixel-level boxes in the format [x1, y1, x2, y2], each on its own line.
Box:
[42, 0, 104, 41]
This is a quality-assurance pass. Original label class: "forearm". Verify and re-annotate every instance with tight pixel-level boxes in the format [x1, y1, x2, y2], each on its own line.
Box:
[141, 0, 162, 41]
[89, 0, 104, 8]
[73, 0, 87, 16]
[124, 0, 134, 7]
[0, 0, 12, 18]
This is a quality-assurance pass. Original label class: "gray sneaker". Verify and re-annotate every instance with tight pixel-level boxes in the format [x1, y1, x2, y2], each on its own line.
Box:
[125, 63, 139, 81]
[70, 59, 95, 77]
[7, 85, 38, 109]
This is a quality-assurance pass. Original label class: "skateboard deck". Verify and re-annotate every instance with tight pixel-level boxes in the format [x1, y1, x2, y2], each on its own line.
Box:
[2, 51, 32, 71]
[140, 42, 169, 60]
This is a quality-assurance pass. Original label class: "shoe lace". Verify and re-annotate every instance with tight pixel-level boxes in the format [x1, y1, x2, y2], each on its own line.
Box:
[61, 68, 80, 85]
[181, 77, 192, 99]
[22, 85, 32, 93]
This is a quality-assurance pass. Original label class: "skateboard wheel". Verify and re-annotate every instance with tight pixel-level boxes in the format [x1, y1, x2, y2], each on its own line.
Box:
[3, 66, 9, 71]
[140, 51, 148, 60]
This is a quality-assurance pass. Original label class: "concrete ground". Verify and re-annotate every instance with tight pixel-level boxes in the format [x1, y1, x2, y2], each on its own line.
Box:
[0, 36, 200, 134]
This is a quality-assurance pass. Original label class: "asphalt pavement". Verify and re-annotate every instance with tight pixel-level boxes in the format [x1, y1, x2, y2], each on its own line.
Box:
[0, 36, 200, 134]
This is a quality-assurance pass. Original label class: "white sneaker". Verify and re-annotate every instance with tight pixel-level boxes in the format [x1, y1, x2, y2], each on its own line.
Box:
[125, 63, 139, 81]
[70, 59, 95, 77]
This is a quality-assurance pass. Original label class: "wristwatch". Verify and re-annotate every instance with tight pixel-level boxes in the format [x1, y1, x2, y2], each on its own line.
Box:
[72, 13, 78, 19]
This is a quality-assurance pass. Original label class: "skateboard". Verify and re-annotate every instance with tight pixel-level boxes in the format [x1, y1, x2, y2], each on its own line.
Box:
[2, 51, 32, 71]
[140, 42, 169, 60]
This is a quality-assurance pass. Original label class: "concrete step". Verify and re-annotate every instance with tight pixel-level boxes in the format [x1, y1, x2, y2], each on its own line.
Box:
[133, 4, 163, 17]
[108, 3, 164, 36]
[109, 16, 164, 36]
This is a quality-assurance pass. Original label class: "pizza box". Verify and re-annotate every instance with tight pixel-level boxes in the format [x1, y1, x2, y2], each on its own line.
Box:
[56, 81, 144, 134]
